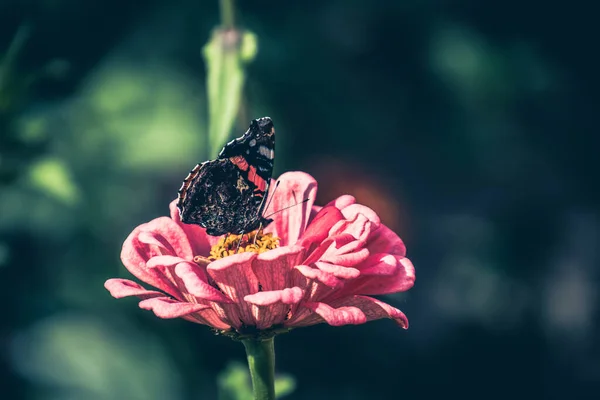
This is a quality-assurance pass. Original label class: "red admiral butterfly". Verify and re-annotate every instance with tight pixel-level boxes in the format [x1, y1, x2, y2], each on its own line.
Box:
[177, 117, 275, 236]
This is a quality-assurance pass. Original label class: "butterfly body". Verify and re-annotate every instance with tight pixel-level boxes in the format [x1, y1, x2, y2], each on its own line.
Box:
[177, 117, 275, 236]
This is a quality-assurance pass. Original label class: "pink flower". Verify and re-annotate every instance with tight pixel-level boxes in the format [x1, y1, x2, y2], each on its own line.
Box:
[105, 172, 415, 334]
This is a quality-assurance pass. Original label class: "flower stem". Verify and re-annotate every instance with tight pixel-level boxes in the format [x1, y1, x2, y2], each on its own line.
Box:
[219, 0, 236, 29]
[242, 337, 276, 400]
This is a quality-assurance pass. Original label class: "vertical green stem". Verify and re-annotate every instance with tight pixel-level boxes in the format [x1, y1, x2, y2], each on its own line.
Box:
[242, 337, 276, 400]
[219, 0, 236, 29]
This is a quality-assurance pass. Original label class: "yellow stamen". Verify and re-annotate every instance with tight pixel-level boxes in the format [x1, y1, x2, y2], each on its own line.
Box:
[209, 231, 280, 260]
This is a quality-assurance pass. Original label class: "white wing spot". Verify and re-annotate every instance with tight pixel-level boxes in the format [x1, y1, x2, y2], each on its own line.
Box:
[249, 139, 257, 147]
[259, 145, 273, 159]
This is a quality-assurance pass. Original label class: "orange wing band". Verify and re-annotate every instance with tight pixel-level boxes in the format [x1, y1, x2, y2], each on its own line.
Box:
[230, 156, 249, 171]
[248, 165, 267, 192]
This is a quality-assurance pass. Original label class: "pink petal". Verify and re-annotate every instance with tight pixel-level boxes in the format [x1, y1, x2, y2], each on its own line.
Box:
[182, 311, 231, 330]
[146, 255, 187, 268]
[298, 206, 345, 250]
[294, 265, 343, 288]
[315, 262, 360, 279]
[337, 254, 414, 296]
[320, 247, 370, 267]
[246, 287, 305, 329]
[207, 252, 259, 326]
[331, 295, 409, 328]
[244, 287, 304, 306]
[340, 204, 381, 227]
[357, 253, 398, 275]
[302, 236, 339, 266]
[137, 231, 172, 250]
[174, 262, 232, 302]
[327, 214, 372, 255]
[302, 302, 367, 326]
[169, 199, 219, 255]
[354, 256, 415, 295]
[252, 246, 304, 291]
[301, 232, 358, 266]
[265, 172, 318, 246]
[141, 217, 194, 260]
[325, 194, 356, 210]
[293, 295, 409, 328]
[333, 214, 371, 239]
[367, 224, 407, 257]
[120, 224, 183, 299]
[244, 287, 304, 330]
[138, 297, 211, 319]
[104, 279, 164, 299]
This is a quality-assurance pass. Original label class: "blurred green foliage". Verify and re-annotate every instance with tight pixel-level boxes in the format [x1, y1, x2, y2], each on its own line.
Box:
[1, 0, 598, 399]
[218, 362, 295, 400]
[28, 157, 80, 205]
[204, 28, 257, 158]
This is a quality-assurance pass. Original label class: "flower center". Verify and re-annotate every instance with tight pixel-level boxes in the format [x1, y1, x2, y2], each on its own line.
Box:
[209, 231, 280, 260]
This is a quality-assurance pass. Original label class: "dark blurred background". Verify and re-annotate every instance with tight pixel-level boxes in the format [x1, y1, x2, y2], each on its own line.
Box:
[1, 0, 598, 399]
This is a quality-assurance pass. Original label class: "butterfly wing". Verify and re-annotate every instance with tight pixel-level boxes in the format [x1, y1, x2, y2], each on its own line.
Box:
[177, 117, 276, 236]
[177, 159, 262, 236]
[219, 117, 275, 198]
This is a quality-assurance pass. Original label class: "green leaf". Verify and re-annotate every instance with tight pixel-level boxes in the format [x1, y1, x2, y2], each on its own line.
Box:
[203, 29, 258, 158]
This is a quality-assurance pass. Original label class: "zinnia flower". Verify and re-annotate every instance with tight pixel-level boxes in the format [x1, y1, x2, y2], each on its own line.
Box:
[105, 172, 415, 336]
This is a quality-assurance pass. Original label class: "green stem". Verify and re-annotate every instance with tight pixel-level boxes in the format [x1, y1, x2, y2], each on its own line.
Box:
[219, 0, 236, 29]
[242, 337, 276, 400]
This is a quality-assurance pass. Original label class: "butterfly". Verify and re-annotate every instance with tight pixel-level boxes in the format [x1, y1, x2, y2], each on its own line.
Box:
[177, 117, 275, 236]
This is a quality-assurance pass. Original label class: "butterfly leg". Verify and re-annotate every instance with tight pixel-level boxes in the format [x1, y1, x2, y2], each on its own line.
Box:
[236, 232, 245, 253]
[253, 222, 263, 245]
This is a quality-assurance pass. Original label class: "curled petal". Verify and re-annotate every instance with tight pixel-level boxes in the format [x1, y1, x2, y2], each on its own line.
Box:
[328, 214, 372, 256]
[244, 287, 304, 306]
[358, 253, 398, 275]
[104, 279, 164, 299]
[302, 233, 354, 266]
[265, 171, 318, 246]
[344, 255, 415, 296]
[320, 247, 370, 267]
[315, 262, 360, 279]
[299, 206, 345, 250]
[303, 302, 367, 326]
[146, 255, 187, 268]
[329, 295, 409, 329]
[329, 214, 370, 239]
[121, 226, 182, 298]
[141, 217, 194, 259]
[340, 204, 381, 227]
[174, 262, 232, 302]
[139, 297, 211, 319]
[137, 231, 171, 251]
[325, 195, 356, 210]
[296, 296, 409, 328]
[294, 265, 343, 288]
[384, 256, 416, 293]
[367, 224, 406, 257]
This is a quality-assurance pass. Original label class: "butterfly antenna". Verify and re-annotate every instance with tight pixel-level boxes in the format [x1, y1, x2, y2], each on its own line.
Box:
[264, 198, 310, 219]
[261, 180, 281, 216]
